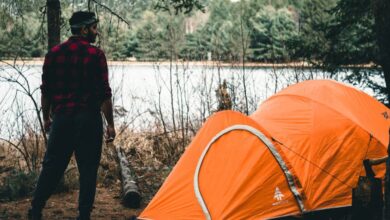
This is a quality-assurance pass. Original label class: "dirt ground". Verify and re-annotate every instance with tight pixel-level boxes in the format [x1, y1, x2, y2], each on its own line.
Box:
[0, 186, 143, 220]
[0, 132, 178, 220]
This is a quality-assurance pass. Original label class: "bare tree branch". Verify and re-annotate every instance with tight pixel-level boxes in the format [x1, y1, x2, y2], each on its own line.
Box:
[88, 0, 130, 27]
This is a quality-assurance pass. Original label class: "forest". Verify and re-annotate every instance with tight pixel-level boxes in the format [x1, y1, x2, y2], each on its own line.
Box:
[1, 0, 388, 103]
[0, 0, 383, 64]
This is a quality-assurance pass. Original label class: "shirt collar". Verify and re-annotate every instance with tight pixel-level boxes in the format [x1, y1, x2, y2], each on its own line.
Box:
[68, 36, 90, 43]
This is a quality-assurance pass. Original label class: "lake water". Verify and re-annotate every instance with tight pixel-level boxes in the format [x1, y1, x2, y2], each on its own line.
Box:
[0, 62, 383, 135]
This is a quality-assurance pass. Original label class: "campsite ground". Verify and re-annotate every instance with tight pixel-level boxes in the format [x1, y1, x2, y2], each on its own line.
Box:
[0, 132, 173, 220]
[0, 186, 143, 219]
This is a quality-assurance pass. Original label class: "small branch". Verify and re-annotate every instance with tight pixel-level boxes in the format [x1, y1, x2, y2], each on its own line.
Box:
[116, 110, 149, 138]
[89, 0, 130, 26]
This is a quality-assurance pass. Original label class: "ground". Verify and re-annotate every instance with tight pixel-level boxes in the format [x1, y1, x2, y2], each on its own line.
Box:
[0, 186, 143, 220]
[0, 133, 177, 220]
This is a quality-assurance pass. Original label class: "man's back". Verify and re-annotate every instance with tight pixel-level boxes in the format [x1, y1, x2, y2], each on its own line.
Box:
[41, 36, 111, 114]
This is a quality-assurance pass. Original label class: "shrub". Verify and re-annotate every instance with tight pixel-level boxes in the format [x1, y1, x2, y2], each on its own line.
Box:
[0, 170, 38, 202]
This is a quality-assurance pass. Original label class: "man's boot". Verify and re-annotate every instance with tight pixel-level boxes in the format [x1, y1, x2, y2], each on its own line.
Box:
[77, 211, 91, 220]
[27, 207, 42, 220]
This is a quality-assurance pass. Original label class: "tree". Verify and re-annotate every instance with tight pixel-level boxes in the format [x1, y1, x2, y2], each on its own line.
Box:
[180, 32, 209, 60]
[46, 0, 61, 49]
[201, 0, 236, 61]
[372, 1, 390, 218]
[372, 0, 390, 106]
[250, 6, 298, 62]
[234, 0, 252, 114]
[324, 0, 388, 105]
[134, 11, 166, 60]
[290, 0, 337, 65]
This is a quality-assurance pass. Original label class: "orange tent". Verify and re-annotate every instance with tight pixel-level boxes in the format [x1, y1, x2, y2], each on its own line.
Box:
[139, 80, 389, 219]
[250, 79, 389, 212]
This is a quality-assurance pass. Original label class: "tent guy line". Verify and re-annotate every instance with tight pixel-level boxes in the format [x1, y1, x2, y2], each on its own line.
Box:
[271, 135, 374, 189]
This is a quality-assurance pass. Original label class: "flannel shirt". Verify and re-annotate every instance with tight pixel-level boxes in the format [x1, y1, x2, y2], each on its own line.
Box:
[40, 36, 112, 114]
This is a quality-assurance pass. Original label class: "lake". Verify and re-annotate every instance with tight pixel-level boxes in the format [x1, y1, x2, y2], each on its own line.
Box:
[0, 62, 383, 135]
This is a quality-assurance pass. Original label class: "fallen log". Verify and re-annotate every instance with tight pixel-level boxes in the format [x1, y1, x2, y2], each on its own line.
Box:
[102, 114, 141, 208]
[114, 144, 141, 208]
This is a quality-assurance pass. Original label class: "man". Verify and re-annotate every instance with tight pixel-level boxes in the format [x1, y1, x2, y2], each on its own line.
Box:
[28, 11, 115, 220]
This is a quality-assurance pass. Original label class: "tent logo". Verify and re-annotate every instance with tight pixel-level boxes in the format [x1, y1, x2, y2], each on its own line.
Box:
[272, 187, 289, 206]
[274, 187, 284, 201]
[382, 112, 389, 119]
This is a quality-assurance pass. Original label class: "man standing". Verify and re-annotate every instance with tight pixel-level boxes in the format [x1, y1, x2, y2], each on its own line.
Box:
[28, 11, 115, 220]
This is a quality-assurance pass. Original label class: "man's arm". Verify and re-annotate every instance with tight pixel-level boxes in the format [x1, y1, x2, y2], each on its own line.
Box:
[41, 95, 51, 132]
[97, 50, 115, 142]
[41, 53, 52, 132]
[101, 98, 116, 142]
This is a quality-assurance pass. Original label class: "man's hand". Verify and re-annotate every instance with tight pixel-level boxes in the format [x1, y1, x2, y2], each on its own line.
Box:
[44, 119, 52, 133]
[101, 98, 115, 143]
[41, 95, 51, 133]
[105, 124, 116, 143]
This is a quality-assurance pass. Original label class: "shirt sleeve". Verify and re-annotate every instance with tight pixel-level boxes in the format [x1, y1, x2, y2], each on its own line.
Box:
[97, 50, 112, 100]
[40, 53, 52, 97]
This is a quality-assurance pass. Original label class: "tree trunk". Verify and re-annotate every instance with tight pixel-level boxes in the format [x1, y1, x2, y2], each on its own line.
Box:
[373, 0, 390, 107]
[46, 0, 61, 50]
[46, 0, 64, 190]
[373, 1, 390, 219]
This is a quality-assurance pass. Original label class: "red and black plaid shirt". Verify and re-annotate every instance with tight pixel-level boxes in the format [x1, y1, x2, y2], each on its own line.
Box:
[40, 36, 112, 114]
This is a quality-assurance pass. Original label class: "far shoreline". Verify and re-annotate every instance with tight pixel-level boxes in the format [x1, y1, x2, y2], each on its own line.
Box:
[0, 58, 377, 69]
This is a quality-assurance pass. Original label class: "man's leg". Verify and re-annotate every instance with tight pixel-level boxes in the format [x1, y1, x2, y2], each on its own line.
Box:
[74, 110, 103, 219]
[30, 114, 75, 218]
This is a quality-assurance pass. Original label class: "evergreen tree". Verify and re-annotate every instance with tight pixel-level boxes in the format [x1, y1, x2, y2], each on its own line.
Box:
[325, 0, 377, 67]
[324, 0, 387, 104]
[200, 0, 236, 61]
[250, 6, 298, 62]
[289, 0, 337, 64]
[134, 11, 165, 61]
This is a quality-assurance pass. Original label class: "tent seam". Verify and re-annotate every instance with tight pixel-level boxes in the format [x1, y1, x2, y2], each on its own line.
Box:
[193, 125, 305, 220]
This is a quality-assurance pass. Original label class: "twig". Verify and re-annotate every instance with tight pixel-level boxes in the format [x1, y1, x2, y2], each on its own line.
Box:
[89, 0, 130, 27]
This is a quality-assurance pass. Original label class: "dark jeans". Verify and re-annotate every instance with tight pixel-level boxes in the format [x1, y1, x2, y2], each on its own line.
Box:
[31, 109, 103, 214]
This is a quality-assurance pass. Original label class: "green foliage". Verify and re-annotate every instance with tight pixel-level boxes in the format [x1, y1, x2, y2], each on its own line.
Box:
[325, 0, 377, 67]
[198, 0, 236, 60]
[289, 0, 337, 64]
[134, 11, 166, 60]
[158, 13, 186, 59]
[250, 6, 298, 62]
[0, 0, 46, 57]
[180, 32, 209, 60]
[122, 32, 139, 58]
[322, 0, 386, 104]
[0, 170, 38, 202]
[0, 0, 316, 61]
[0, 0, 382, 72]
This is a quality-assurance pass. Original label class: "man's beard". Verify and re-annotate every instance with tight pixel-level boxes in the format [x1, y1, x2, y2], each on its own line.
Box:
[87, 31, 97, 43]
